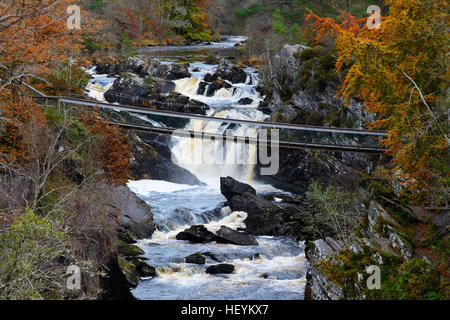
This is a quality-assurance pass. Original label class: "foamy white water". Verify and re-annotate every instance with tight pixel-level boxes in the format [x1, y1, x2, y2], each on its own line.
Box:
[171, 61, 267, 186]
[87, 36, 306, 300]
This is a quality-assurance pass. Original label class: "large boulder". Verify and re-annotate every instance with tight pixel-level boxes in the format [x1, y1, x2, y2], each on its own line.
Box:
[220, 176, 256, 200]
[104, 74, 146, 105]
[206, 264, 235, 274]
[147, 59, 168, 78]
[214, 226, 258, 246]
[237, 97, 253, 105]
[220, 177, 309, 238]
[203, 73, 219, 82]
[176, 225, 216, 243]
[159, 80, 176, 93]
[95, 57, 150, 78]
[130, 134, 204, 186]
[112, 186, 155, 239]
[214, 59, 247, 84]
[166, 63, 190, 80]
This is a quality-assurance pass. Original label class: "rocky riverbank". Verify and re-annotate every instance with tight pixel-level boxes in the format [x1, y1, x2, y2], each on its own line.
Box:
[99, 186, 156, 299]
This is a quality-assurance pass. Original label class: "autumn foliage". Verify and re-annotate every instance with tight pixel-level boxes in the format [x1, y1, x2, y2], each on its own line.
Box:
[307, 0, 449, 205]
[81, 114, 132, 186]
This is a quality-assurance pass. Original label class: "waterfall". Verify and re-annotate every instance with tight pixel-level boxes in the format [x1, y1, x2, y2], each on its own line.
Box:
[171, 63, 266, 186]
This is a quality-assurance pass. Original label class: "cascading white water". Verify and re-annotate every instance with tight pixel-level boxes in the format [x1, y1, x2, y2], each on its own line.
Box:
[171, 62, 266, 186]
[86, 37, 307, 300]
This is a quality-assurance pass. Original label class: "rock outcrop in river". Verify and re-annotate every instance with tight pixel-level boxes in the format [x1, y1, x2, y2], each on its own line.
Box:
[97, 57, 209, 115]
[220, 177, 310, 239]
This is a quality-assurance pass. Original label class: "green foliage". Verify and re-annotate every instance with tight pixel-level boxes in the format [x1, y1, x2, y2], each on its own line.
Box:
[88, 0, 107, 13]
[234, 4, 262, 19]
[0, 209, 73, 299]
[119, 31, 137, 59]
[379, 258, 444, 300]
[67, 121, 90, 148]
[295, 47, 338, 92]
[306, 181, 359, 242]
[145, 75, 154, 86]
[82, 37, 102, 54]
[46, 60, 91, 96]
[43, 106, 65, 127]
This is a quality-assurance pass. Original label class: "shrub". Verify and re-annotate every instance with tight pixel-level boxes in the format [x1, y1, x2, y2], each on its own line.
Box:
[306, 181, 360, 242]
[0, 209, 88, 299]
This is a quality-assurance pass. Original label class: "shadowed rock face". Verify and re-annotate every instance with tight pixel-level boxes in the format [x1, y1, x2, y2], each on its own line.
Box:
[214, 59, 247, 84]
[129, 133, 204, 186]
[175, 224, 258, 246]
[220, 177, 309, 238]
[112, 186, 155, 239]
[220, 176, 256, 199]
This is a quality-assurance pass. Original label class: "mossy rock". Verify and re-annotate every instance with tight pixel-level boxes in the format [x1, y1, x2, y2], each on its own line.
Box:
[118, 256, 139, 288]
[117, 240, 144, 257]
[129, 258, 156, 277]
[185, 252, 206, 264]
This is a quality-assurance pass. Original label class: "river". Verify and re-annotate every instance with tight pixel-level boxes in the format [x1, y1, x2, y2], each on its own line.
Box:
[88, 36, 307, 300]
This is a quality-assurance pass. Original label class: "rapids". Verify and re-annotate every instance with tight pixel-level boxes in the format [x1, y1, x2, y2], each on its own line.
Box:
[87, 36, 307, 300]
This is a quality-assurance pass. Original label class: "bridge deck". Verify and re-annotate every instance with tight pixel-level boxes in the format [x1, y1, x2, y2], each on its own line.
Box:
[32, 95, 388, 154]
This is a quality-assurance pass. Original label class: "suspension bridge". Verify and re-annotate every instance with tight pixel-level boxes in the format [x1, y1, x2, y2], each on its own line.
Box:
[31, 94, 388, 154]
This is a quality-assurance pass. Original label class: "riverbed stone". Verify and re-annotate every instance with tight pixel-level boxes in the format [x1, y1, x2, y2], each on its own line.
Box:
[206, 263, 235, 274]
[185, 253, 206, 264]
[214, 226, 258, 246]
[176, 225, 216, 243]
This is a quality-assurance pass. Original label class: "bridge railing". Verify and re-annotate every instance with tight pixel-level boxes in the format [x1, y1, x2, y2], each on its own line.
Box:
[32, 96, 388, 153]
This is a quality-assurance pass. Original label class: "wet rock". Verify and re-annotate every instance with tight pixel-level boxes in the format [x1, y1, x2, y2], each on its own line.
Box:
[118, 256, 139, 288]
[127, 57, 150, 78]
[94, 62, 114, 75]
[220, 176, 256, 199]
[147, 59, 168, 78]
[214, 226, 258, 246]
[205, 79, 232, 97]
[197, 81, 208, 95]
[220, 177, 308, 238]
[203, 73, 219, 83]
[202, 252, 224, 262]
[99, 255, 136, 300]
[166, 63, 190, 80]
[159, 80, 176, 93]
[129, 258, 157, 277]
[176, 225, 216, 243]
[112, 186, 155, 239]
[215, 59, 247, 84]
[129, 134, 204, 186]
[261, 271, 304, 280]
[206, 263, 235, 274]
[117, 240, 145, 257]
[104, 74, 146, 105]
[237, 97, 253, 105]
[185, 253, 206, 264]
[95, 57, 150, 78]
